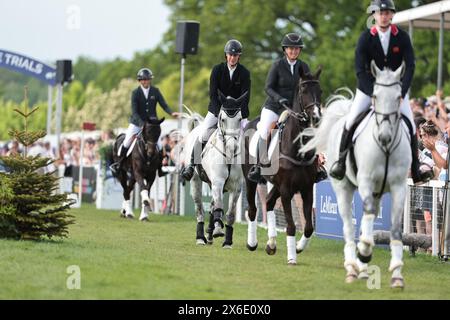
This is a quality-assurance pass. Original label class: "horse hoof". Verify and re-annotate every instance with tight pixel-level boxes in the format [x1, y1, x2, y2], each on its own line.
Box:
[213, 228, 225, 238]
[222, 244, 232, 249]
[265, 244, 277, 255]
[140, 217, 149, 222]
[196, 239, 206, 246]
[206, 235, 214, 245]
[391, 278, 405, 289]
[358, 271, 369, 280]
[246, 243, 258, 251]
[126, 214, 135, 219]
[287, 259, 297, 266]
[296, 249, 303, 254]
[345, 274, 358, 284]
[357, 251, 372, 264]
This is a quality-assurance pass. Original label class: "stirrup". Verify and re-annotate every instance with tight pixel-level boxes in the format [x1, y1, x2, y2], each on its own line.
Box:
[329, 161, 346, 180]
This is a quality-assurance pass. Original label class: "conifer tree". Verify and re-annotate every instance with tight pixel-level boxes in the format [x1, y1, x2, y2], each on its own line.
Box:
[0, 88, 75, 240]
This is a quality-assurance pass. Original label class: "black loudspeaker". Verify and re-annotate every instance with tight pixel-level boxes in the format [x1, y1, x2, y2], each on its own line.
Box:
[175, 21, 200, 55]
[56, 60, 73, 84]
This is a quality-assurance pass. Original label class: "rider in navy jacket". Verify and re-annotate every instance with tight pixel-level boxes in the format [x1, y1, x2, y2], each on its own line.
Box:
[329, 0, 433, 184]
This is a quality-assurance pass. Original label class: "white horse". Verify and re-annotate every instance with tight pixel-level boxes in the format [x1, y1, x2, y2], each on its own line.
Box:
[183, 92, 246, 248]
[301, 61, 410, 288]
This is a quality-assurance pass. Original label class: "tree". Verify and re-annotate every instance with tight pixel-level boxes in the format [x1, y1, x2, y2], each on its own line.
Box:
[0, 89, 74, 240]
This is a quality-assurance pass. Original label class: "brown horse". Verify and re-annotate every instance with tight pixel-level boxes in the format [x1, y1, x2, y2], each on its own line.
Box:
[242, 69, 323, 265]
[112, 117, 164, 221]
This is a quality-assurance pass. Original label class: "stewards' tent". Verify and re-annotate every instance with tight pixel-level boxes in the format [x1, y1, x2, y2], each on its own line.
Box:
[393, 0, 450, 89]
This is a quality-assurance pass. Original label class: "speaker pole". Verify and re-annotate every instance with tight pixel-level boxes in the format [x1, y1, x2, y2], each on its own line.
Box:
[176, 53, 187, 215]
[47, 85, 53, 136]
[55, 83, 63, 161]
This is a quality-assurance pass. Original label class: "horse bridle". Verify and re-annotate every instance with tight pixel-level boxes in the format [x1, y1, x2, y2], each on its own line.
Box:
[373, 81, 402, 128]
[217, 112, 241, 159]
[284, 79, 321, 123]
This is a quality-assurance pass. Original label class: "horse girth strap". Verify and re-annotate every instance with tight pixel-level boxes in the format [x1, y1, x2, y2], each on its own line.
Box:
[279, 153, 317, 166]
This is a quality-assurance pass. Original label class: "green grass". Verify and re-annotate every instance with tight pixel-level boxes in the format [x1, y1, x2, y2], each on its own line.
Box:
[0, 204, 449, 300]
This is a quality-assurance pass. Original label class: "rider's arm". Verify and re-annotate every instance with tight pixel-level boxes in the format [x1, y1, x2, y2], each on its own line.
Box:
[209, 65, 221, 116]
[241, 69, 251, 119]
[131, 90, 144, 127]
[156, 88, 174, 116]
[265, 62, 284, 103]
[401, 33, 415, 99]
[355, 33, 374, 96]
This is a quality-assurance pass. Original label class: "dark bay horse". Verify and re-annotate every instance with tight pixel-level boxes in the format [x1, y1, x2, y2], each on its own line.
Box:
[242, 69, 323, 265]
[112, 117, 164, 221]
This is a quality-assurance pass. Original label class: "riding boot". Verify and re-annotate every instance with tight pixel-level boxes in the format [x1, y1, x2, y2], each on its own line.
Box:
[181, 139, 205, 181]
[329, 128, 352, 180]
[110, 146, 128, 175]
[248, 137, 268, 183]
[410, 134, 434, 184]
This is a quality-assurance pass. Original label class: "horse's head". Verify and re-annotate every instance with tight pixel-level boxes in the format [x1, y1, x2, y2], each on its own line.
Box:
[294, 66, 323, 127]
[371, 60, 404, 146]
[142, 117, 164, 156]
[218, 91, 246, 138]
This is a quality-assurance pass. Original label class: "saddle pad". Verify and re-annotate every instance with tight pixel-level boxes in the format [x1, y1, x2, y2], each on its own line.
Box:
[118, 137, 138, 157]
[352, 110, 411, 143]
[249, 128, 279, 160]
[352, 109, 374, 143]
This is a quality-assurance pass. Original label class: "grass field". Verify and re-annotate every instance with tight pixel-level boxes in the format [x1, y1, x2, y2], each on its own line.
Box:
[0, 204, 449, 300]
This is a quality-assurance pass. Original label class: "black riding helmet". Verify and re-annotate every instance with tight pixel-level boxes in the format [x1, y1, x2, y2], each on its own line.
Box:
[281, 33, 305, 51]
[368, 0, 396, 14]
[137, 68, 153, 81]
[224, 39, 243, 55]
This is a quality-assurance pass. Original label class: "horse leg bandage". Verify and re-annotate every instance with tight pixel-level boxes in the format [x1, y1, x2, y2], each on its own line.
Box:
[247, 220, 257, 248]
[267, 211, 277, 238]
[389, 240, 404, 273]
[287, 236, 297, 262]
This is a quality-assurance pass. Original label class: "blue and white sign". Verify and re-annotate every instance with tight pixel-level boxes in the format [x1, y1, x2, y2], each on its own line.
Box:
[0, 49, 56, 86]
[315, 180, 391, 240]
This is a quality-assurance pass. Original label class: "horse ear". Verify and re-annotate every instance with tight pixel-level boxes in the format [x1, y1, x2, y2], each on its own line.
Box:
[218, 90, 227, 104]
[236, 91, 249, 104]
[314, 65, 323, 79]
[371, 60, 381, 78]
[394, 61, 406, 80]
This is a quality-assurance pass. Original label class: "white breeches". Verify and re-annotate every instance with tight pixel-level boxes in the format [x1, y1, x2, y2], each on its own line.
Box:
[200, 112, 218, 142]
[345, 89, 414, 132]
[257, 108, 280, 140]
[123, 123, 142, 148]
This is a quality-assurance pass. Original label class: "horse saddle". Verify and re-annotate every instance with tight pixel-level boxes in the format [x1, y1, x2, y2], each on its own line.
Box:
[249, 111, 290, 159]
[117, 134, 139, 158]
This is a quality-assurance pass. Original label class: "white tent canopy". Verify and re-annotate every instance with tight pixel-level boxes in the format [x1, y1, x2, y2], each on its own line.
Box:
[394, 0, 450, 30]
[393, 0, 450, 89]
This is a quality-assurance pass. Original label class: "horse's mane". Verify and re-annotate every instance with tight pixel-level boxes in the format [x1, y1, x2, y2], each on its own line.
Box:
[299, 88, 354, 154]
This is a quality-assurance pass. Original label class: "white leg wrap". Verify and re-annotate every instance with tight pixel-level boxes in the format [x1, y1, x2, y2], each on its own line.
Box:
[140, 206, 149, 220]
[287, 236, 297, 263]
[267, 211, 277, 238]
[296, 234, 311, 252]
[344, 242, 358, 272]
[124, 200, 134, 217]
[359, 214, 375, 246]
[389, 241, 404, 272]
[247, 220, 258, 247]
[141, 190, 150, 204]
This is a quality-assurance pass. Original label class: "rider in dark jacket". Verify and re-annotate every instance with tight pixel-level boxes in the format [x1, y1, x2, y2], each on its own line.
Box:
[181, 39, 251, 181]
[329, 0, 433, 184]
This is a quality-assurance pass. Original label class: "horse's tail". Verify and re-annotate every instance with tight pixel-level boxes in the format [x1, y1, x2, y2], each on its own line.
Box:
[300, 88, 354, 154]
[180, 105, 204, 133]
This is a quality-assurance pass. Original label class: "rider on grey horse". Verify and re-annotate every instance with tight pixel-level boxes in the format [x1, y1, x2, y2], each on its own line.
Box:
[329, 0, 433, 184]
[181, 39, 251, 181]
[110, 68, 180, 176]
[247, 33, 328, 183]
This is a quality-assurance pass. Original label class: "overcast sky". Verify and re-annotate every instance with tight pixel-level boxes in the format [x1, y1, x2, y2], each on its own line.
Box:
[0, 0, 171, 63]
